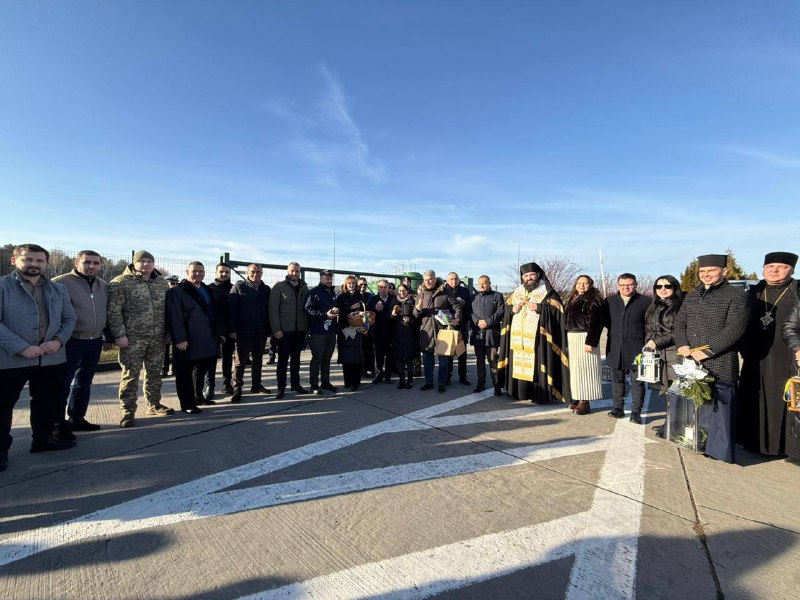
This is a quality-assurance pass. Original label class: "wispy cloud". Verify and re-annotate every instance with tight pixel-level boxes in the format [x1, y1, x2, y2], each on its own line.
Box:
[720, 145, 800, 169]
[262, 64, 386, 186]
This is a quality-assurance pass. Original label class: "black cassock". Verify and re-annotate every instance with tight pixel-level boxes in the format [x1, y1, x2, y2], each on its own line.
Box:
[497, 289, 571, 404]
[738, 279, 800, 459]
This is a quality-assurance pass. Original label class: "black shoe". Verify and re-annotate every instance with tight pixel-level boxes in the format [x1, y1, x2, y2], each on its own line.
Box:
[250, 385, 271, 394]
[607, 409, 625, 419]
[372, 374, 385, 385]
[30, 438, 77, 453]
[275, 389, 285, 399]
[459, 378, 471, 386]
[292, 385, 309, 394]
[473, 384, 485, 393]
[321, 383, 338, 392]
[310, 385, 321, 395]
[0, 450, 7, 471]
[438, 384, 446, 393]
[198, 398, 216, 405]
[202, 385, 215, 402]
[494, 386, 503, 396]
[182, 407, 203, 414]
[630, 413, 642, 425]
[231, 390, 242, 403]
[406, 379, 414, 389]
[70, 418, 101, 432]
[53, 422, 76, 442]
[223, 383, 235, 395]
[420, 383, 434, 391]
[397, 380, 405, 389]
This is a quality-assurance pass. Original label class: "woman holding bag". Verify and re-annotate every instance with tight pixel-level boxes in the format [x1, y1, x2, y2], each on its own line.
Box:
[336, 275, 370, 391]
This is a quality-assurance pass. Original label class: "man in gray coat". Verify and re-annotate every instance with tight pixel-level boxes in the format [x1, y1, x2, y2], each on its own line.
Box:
[269, 262, 309, 399]
[0, 244, 77, 470]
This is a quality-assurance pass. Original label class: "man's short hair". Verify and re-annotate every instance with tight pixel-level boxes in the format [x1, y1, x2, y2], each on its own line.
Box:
[287, 261, 300, 270]
[77, 250, 101, 260]
[478, 275, 490, 283]
[423, 269, 436, 279]
[617, 273, 637, 283]
[188, 261, 205, 269]
[377, 279, 389, 286]
[216, 262, 231, 270]
[13, 244, 49, 261]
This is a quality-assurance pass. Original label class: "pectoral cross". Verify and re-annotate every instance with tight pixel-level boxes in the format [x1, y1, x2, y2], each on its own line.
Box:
[760, 312, 774, 328]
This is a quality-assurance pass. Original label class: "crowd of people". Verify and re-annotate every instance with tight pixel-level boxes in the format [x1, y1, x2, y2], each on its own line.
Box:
[1, 244, 799, 473]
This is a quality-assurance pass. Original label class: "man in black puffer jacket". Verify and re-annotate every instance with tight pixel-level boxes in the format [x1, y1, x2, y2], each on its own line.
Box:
[228, 263, 271, 402]
[204, 263, 235, 398]
[674, 254, 748, 464]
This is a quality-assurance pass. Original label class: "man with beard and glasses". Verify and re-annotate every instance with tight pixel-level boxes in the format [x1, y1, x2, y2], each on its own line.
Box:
[739, 252, 799, 460]
[304, 269, 339, 394]
[270, 262, 309, 399]
[228, 263, 271, 403]
[109, 250, 175, 428]
[497, 262, 570, 404]
[1, 244, 77, 469]
[53, 250, 112, 435]
[204, 263, 235, 399]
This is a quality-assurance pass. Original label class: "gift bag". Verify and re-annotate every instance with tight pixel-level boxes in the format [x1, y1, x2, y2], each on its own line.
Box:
[435, 327, 465, 357]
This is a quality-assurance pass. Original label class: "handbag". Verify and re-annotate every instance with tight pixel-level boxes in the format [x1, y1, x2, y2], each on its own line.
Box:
[435, 326, 465, 357]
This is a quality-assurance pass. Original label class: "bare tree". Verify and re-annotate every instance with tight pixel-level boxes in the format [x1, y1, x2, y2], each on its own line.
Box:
[506, 255, 585, 298]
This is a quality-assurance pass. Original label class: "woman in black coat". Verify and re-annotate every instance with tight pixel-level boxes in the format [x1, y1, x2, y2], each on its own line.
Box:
[644, 274, 684, 436]
[391, 283, 417, 389]
[564, 275, 605, 415]
[336, 275, 370, 391]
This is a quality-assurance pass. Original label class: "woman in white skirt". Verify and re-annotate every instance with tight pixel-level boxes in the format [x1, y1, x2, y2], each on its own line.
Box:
[564, 275, 605, 415]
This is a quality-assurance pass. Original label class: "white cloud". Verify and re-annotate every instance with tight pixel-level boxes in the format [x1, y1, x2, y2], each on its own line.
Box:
[721, 145, 800, 169]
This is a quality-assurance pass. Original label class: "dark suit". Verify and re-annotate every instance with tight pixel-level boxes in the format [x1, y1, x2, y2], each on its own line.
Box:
[605, 292, 650, 414]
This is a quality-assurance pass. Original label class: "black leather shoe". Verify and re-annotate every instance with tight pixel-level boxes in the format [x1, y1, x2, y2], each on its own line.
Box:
[473, 384, 485, 393]
[494, 387, 503, 396]
[607, 409, 625, 419]
[231, 390, 242, 403]
[420, 383, 434, 391]
[30, 438, 77, 453]
[223, 383, 235, 395]
[182, 407, 203, 414]
[197, 398, 216, 405]
[321, 383, 338, 392]
[292, 385, 309, 394]
[275, 389, 285, 399]
[459, 378, 471, 386]
[405, 379, 414, 389]
[629, 413, 642, 425]
[310, 385, 321, 395]
[438, 384, 446, 393]
[251, 385, 271, 394]
[70, 418, 101, 431]
[53, 422, 76, 442]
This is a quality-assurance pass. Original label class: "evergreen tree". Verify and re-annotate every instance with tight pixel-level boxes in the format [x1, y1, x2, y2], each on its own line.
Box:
[679, 249, 751, 291]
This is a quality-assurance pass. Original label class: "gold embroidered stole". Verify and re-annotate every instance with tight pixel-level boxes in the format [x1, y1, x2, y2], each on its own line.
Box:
[510, 283, 547, 382]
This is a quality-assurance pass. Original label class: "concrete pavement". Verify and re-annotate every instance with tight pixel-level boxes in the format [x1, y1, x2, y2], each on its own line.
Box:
[1, 352, 798, 599]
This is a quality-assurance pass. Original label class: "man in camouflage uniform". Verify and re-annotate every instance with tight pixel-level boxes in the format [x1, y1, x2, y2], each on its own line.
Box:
[108, 250, 174, 427]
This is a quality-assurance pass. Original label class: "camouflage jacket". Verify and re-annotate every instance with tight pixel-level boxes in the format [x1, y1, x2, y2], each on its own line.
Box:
[108, 265, 168, 340]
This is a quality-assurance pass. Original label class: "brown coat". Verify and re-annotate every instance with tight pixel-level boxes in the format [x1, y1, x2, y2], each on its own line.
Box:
[413, 278, 462, 352]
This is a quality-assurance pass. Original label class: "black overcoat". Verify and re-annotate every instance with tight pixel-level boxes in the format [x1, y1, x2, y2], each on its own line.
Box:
[604, 292, 650, 370]
[166, 281, 218, 361]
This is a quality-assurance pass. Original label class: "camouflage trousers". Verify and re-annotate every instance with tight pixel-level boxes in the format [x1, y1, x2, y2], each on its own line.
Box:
[118, 338, 165, 414]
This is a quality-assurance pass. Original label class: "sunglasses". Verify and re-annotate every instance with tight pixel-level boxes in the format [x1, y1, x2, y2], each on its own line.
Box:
[655, 284, 674, 290]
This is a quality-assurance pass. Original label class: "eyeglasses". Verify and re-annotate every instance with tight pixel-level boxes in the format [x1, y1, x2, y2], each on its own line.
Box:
[655, 284, 674, 290]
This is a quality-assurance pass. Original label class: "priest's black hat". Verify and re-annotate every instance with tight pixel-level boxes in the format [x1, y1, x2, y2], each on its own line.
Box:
[763, 252, 798, 267]
[519, 262, 543, 277]
[697, 254, 727, 268]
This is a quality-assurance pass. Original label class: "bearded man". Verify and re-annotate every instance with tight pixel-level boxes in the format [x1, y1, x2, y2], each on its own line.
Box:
[739, 251, 799, 459]
[497, 262, 570, 404]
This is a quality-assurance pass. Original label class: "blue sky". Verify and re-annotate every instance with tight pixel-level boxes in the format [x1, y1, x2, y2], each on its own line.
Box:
[1, 1, 799, 290]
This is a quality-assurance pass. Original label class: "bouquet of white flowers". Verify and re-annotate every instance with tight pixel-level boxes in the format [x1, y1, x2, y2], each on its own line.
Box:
[668, 358, 714, 407]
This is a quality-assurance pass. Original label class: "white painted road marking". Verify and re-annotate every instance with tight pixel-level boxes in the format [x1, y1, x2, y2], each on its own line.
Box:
[0, 390, 569, 567]
[236, 400, 650, 600]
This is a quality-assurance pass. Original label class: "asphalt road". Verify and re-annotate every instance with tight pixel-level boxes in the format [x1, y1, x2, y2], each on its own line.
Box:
[1, 352, 798, 599]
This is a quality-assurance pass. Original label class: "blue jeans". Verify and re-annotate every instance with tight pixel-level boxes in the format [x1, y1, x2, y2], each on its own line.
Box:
[58, 337, 103, 422]
[422, 351, 448, 385]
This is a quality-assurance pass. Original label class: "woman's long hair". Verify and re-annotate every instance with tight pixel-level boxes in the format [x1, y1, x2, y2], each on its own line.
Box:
[650, 274, 684, 314]
[566, 274, 603, 309]
[340, 275, 357, 296]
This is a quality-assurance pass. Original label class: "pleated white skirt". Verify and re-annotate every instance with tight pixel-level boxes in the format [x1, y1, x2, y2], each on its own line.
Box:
[567, 331, 603, 401]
